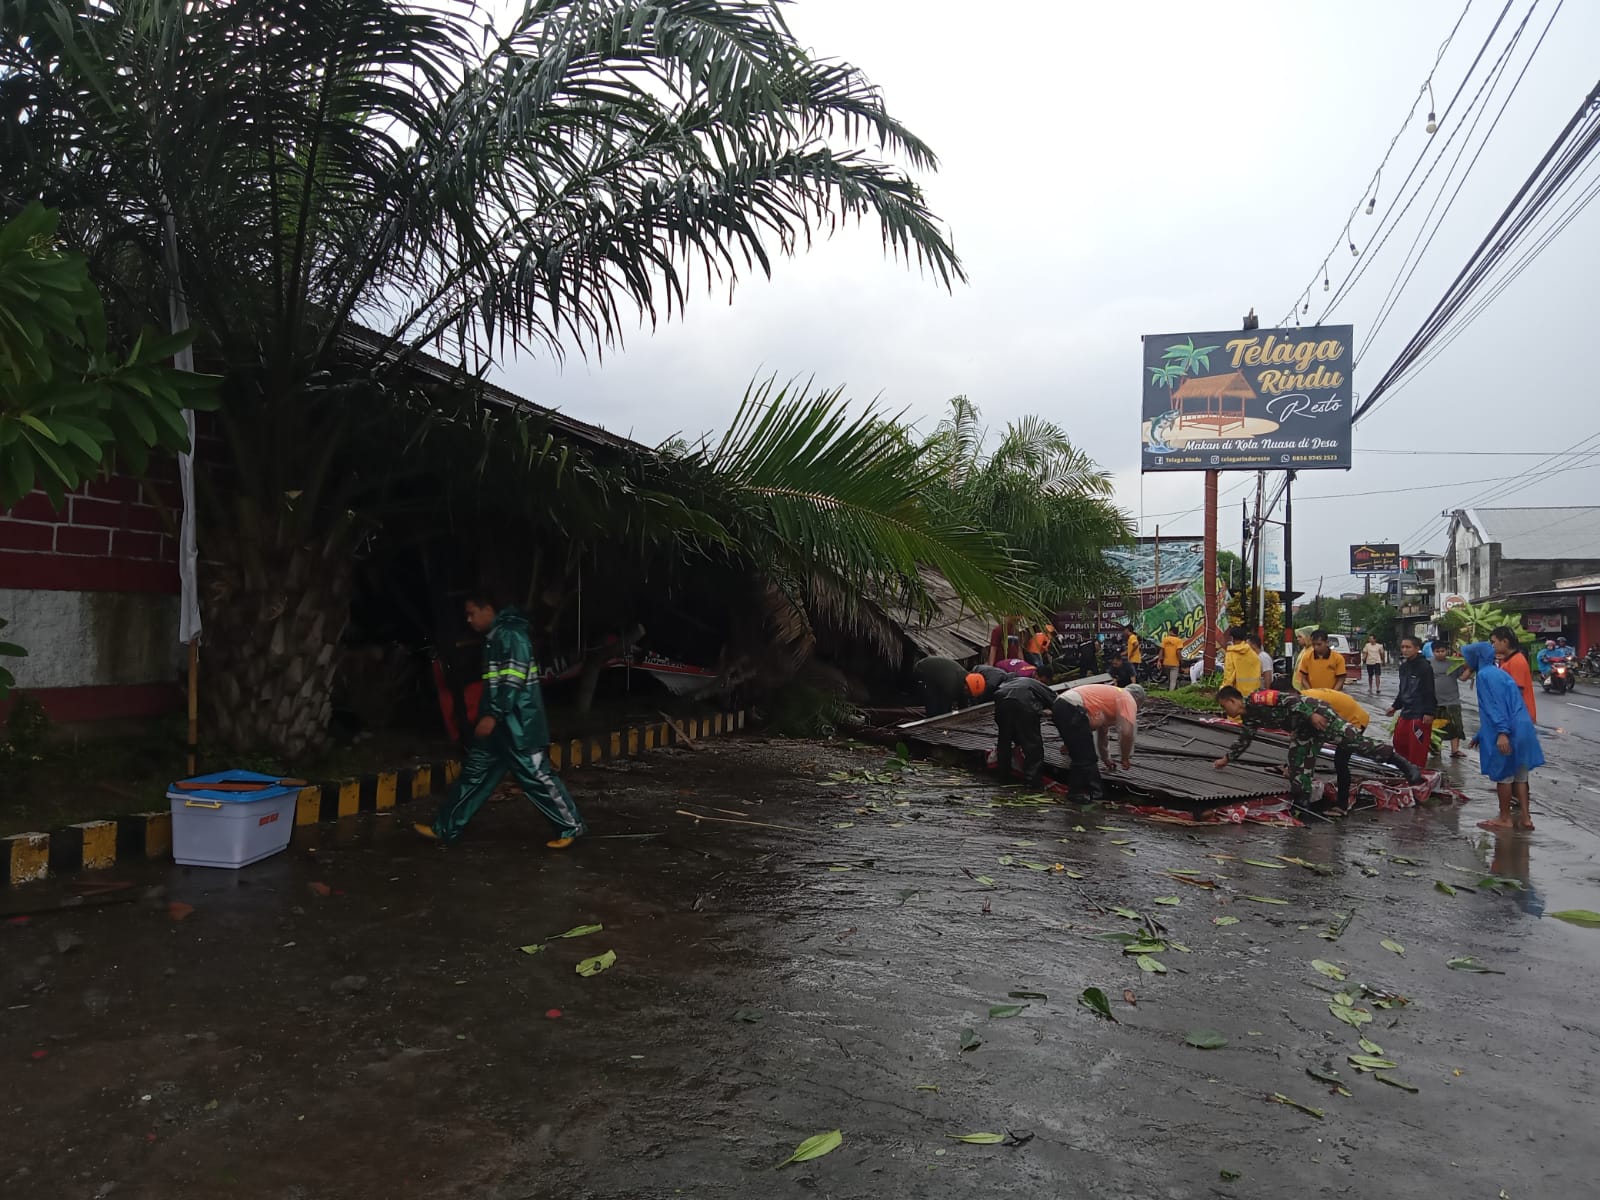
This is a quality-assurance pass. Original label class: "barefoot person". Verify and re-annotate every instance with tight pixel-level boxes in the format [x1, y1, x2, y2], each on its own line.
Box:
[1460, 642, 1543, 832]
[416, 592, 586, 848]
[1361, 634, 1386, 696]
[1430, 640, 1468, 758]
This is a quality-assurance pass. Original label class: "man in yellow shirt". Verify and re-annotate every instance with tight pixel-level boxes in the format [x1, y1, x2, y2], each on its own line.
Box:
[1125, 626, 1142, 669]
[1295, 629, 1348, 692]
[1300, 685, 1414, 810]
[1159, 630, 1185, 690]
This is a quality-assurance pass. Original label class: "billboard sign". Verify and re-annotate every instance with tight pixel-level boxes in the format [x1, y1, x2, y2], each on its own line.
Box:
[1349, 543, 1401, 574]
[1260, 524, 1286, 591]
[1141, 325, 1353, 472]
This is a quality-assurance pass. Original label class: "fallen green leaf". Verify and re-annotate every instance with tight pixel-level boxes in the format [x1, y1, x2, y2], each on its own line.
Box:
[1213, 916, 1240, 927]
[776, 1129, 842, 1168]
[1381, 939, 1406, 956]
[553, 923, 603, 939]
[1245, 895, 1289, 905]
[1136, 955, 1167, 974]
[915, 1084, 939, 1093]
[1348, 1053, 1397, 1071]
[1550, 909, 1600, 928]
[959, 1027, 983, 1052]
[1434, 880, 1457, 897]
[1062, 868, 1086, 879]
[1185, 1030, 1227, 1049]
[1446, 955, 1505, 974]
[1097, 932, 1139, 946]
[1306, 1066, 1344, 1087]
[1477, 875, 1525, 892]
[1072, 825, 1087, 833]
[1270, 1092, 1324, 1119]
[1330, 1003, 1372, 1028]
[1019, 860, 1052, 871]
[974, 875, 996, 886]
[1310, 959, 1347, 981]
[1220, 1169, 1241, 1181]
[575, 949, 617, 977]
[732, 1008, 765, 1023]
[1078, 987, 1115, 1021]
[517, 943, 545, 956]
[1243, 858, 1287, 869]
[1169, 869, 1204, 876]
[1113, 906, 1143, 920]
[1122, 940, 1167, 955]
[827, 865, 853, 873]
[1375, 1072, 1420, 1093]
[1153, 896, 1181, 906]
[989, 1004, 1027, 1019]
[1358, 1037, 1384, 1056]
[1008, 990, 1048, 1000]
[997, 855, 1015, 867]
[946, 1132, 1006, 1144]
[1110, 839, 1134, 846]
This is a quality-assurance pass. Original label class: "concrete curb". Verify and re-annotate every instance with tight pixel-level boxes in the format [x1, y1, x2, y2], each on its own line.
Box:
[4, 708, 748, 887]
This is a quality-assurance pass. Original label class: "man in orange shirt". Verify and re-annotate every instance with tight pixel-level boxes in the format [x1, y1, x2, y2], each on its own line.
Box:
[1491, 626, 1537, 723]
[1051, 682, 1144, 802]
[1295, 629, 1348, 692]
[1160, 629, 1185, 690]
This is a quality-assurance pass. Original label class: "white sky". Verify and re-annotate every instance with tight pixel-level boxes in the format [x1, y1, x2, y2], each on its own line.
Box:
[493, 0, 1600, 596]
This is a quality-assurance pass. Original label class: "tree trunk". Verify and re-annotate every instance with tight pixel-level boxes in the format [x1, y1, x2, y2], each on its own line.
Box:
[201, 519, 354, 760]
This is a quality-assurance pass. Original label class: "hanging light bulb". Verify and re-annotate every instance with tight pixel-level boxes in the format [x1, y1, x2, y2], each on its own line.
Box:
[1302, 298, 1309, 315]
[1426, 111, 1438, 134]
[1349, 239, 1360, 258]
[1366, 196, 1377, 215]
[1323, 266, 1330, 292]
[1423, 82, 1438, 134]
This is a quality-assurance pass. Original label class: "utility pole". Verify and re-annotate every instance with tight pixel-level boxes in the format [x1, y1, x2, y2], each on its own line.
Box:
[1204, 471, 1219, 672]
[1153, 524, 1161, 594]
[1283, 469, 1296, 656]
[1251, 471, 1264, 642]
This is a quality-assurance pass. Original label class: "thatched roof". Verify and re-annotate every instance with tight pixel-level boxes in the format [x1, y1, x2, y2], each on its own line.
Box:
[1171, 371, 1255, 402]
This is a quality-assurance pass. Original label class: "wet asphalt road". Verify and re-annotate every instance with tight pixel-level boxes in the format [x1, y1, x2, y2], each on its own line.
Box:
[3, 719, 1600, 1200]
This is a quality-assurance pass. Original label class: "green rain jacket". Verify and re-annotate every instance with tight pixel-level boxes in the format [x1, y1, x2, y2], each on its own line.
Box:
[480, 607, 550, 751]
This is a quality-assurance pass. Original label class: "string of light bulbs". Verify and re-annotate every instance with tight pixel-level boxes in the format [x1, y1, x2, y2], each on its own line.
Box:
[1274, 0, 1481, 327]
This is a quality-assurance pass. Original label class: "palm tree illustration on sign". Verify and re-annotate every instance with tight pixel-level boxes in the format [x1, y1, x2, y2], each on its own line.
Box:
[1145, 336, 1277, 453]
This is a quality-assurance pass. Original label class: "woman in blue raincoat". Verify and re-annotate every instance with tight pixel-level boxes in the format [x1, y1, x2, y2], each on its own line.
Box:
[1460, 642, 1543, 832]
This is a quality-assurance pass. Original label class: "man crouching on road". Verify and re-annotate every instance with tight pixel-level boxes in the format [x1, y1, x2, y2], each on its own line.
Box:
[1213, 685, 1419, 815]
[1052, 683, 1144, 803]
[416, 591, 586, 848]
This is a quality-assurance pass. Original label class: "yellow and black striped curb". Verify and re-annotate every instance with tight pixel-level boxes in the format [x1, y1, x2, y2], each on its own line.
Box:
[4, 709, 748, 887]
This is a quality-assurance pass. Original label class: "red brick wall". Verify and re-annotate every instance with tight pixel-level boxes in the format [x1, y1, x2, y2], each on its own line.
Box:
[0, 472, 181, 594]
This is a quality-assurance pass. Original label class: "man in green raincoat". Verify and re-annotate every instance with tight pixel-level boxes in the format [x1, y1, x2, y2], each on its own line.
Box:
[416, 593, 586, 848]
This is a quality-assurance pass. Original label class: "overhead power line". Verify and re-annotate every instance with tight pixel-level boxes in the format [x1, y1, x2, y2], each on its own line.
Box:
[1353, 74, 1600, 425]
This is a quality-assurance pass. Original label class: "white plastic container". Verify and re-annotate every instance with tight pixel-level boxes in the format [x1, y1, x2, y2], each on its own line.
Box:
[167, 770, 300, 869]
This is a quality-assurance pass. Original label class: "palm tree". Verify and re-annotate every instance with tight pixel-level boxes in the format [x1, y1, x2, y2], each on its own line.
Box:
[922, 398, 1133, 612]
[2, 0, 967, 754]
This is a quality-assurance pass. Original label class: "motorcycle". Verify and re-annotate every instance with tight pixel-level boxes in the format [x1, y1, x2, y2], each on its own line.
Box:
[1542, 657, 1575, 695]
[1580, 647, 1600, 680]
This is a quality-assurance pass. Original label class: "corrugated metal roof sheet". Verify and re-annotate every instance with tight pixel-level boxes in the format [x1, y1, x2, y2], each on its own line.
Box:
[1466, 507, 1600, 560]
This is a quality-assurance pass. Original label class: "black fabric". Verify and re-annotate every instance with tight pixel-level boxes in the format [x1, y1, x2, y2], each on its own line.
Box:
[994, 695, 1045, 783]
[1393, 655, 1437, 718]
[994, 675, 1057, 713]
[913, 656, 969, 716]
[1108, 660, 1135, 687]
[1051, 697, 1103, 799]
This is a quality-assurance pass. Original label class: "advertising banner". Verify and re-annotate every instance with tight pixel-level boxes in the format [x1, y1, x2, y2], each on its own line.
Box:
[1135, 579, 1230, 657]
[1141, 325, 1353, 472]
[1349, 543, 1401, 574]
[1260, 524, 1286, 591]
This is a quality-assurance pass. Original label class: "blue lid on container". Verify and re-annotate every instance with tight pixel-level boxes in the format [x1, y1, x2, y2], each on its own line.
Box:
[168, 768, 300, 803]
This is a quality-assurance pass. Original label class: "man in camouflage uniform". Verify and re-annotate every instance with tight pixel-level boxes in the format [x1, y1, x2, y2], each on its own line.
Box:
[1212, 686, 1419, 812]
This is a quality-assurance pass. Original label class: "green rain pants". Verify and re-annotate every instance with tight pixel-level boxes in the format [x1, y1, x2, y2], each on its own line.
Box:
[430, 735, 586, 843]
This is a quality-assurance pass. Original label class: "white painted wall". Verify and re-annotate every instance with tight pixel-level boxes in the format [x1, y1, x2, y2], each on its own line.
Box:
[0, 588, 180, 688]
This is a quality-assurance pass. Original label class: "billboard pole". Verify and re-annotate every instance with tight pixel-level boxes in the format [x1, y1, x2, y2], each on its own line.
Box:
[1203, 471, 1218, 673]
[1283, 470, 1296, 656]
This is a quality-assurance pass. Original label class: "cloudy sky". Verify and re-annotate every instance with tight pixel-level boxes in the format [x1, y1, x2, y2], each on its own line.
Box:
[495, 0, 1600, 596]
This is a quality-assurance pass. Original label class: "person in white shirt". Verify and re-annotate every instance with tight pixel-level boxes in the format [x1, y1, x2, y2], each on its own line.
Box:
[1249, 633, 1276, 688]
[1360, 634, 1387, 696]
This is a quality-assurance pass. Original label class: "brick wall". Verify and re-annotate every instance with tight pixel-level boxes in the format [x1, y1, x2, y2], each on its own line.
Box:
[0, 471, 181, 594]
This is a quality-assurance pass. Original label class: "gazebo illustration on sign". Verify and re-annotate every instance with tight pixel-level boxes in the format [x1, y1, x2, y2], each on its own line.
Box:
[1169, 370, 1255, 434]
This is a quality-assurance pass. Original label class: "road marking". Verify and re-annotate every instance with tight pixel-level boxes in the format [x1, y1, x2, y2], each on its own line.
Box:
[1568, 703, 1600, 714]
